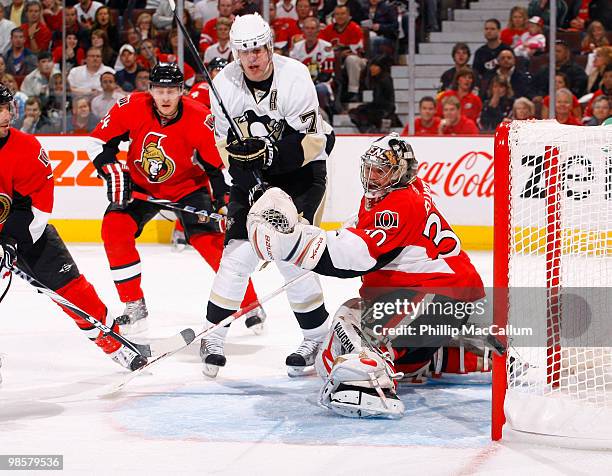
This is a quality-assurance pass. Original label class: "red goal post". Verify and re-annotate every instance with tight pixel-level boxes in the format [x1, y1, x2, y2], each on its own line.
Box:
[492, 120, 612, 445]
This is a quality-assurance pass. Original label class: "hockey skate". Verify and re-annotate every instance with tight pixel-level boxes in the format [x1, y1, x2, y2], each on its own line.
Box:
[116, 298, 148, 335]
[94, 320, 147, 371]
[200, 336, 226, 378]
[286, 338, 322, 377]
[243, 305, 266, 335]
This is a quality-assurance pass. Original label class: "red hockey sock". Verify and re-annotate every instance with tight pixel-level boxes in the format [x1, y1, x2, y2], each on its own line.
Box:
[55, 275, 108, 329]
[101, 212, 143, 303]
[190, 232, 259, 308]
[174, 220, 184, 232]
[443, 347, 481, 374]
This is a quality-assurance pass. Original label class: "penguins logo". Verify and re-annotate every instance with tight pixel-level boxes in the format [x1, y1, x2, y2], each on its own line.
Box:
[0, 193, 12, 225]
[136, 132, 176, 183]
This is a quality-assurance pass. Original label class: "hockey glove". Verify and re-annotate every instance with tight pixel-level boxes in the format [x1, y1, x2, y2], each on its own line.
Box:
[226, 137, 276, 171]
[100, 163, 132, 208]
[0, 237, 17, 273]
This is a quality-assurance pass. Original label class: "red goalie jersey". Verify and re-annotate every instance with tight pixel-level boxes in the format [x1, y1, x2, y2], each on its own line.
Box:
[321, 178, 484, 302]
[88, 92, 222, 202]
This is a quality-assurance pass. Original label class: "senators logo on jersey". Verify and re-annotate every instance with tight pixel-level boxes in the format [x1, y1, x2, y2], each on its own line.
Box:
[135, 132, 176, 183]
[0, 193, 12, 224]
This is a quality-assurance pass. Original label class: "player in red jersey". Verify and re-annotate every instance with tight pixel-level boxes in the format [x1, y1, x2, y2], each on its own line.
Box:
[247, 133, 487, 417]
[87, 63, 264, 335]
[0, 85, 145, 373]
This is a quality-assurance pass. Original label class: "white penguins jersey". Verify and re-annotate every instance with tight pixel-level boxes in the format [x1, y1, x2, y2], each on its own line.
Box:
[210, 54, 333, 169]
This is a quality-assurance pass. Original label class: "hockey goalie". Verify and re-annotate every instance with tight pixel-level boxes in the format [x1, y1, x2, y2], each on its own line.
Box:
[247, 133, 490, 418]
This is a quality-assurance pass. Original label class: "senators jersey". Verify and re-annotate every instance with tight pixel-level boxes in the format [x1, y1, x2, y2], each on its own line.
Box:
[0, 129, 53, 246]
[315, 178, 484, 302]
[211, 54, 333, 175]
[290, 39, 335, 82]
[88, 92, 222, 202]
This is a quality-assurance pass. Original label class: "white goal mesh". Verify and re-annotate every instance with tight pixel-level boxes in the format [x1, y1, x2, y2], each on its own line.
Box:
[497, 120, 612, 440]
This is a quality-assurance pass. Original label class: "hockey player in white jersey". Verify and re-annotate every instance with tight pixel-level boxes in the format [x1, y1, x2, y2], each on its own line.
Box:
[201, 13, 336, 378]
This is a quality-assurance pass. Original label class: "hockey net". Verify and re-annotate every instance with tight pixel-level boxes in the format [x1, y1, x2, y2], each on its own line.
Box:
[492, 120, 612, 443]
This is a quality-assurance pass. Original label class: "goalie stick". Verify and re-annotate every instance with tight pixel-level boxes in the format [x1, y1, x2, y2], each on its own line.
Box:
[104, 269, 313, 394]
[132, 191, 225, 223]
[167, 0, 266, 188]
[11, 266, 196, 360]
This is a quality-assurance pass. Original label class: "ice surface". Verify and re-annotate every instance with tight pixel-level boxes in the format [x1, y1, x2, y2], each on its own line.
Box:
[2, 246, 612, 475]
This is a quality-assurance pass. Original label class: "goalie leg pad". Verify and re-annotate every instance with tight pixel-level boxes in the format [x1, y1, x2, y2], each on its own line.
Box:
[318, 349, 405, 419]
[315, 298, 364, 378]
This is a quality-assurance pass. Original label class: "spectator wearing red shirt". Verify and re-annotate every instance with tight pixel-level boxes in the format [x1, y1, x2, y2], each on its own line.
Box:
[42, 0, 62, 32]
[436, 67, 482, 122]
[199, 0, 234, 53]
[20, 1, 51, 53]
[402, 96, 440, 135]
[500, 6, 528, 48]
[554, 88, 582, 125]
[584, 65, 612, 117]
[52, 32, 85, 70]
[320, 5, 366, 102]
[439, 95, 479, 135]
[268, 2, 300, 52]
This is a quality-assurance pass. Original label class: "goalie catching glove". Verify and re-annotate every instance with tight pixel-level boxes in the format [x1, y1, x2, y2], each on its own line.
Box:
[100, 162, 132, 208]
[225, 135, 276, 171]
[246, 187, 327, 270]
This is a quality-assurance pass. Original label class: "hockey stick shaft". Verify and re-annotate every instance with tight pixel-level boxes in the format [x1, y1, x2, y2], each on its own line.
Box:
[12, 266, 147, 357]
[11, 266, 196, 359]
[168, 0, 241, 140]
[107, 268, 313, 393]
[167, 0, 266, 187]
[131, 191, 225, 222]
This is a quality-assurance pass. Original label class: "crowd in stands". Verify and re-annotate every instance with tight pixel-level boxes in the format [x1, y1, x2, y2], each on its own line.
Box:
[0, 0, 609, 136]
[404, 0, 612, 136]
[0, 0, 409, 134]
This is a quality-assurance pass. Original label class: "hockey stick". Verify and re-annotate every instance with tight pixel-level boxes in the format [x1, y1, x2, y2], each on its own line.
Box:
[104, 269, 313, 394]
[132, 191, 225, 222]
[11, 266, 196, 360]
[167, 0, 266, 187]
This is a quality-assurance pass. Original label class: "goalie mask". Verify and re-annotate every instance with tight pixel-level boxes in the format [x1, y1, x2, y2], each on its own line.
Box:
[360, 132, 418, 200]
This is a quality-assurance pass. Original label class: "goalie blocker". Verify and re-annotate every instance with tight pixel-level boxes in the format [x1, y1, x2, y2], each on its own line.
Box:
[247, 132, 486, 417]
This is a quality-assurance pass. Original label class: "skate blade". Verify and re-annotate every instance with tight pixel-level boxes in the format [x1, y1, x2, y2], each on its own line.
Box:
[202, 364, 220, 378]
[118, 319, 148, 337]
[287, 365, 317, 378]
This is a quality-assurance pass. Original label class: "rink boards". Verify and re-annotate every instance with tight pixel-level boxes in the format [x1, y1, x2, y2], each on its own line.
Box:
[37, 135, 494, 249]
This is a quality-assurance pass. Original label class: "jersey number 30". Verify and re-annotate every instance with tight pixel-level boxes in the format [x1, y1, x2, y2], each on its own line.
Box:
[423, 212, 460, 259]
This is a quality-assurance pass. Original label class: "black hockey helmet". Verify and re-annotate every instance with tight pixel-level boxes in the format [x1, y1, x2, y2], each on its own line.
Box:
[0, 83, 14, 104]
[208, 57, 229, 72]
[150, 62, 184, 88]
